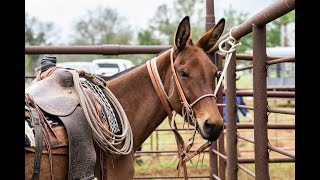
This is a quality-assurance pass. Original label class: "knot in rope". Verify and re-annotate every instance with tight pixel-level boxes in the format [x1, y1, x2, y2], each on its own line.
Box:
[214, 26, 242, 95]
[218, 26, 242, 53]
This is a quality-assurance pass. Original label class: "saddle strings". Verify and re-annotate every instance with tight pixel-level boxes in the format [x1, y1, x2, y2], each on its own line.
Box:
[72, 70, 133, 155]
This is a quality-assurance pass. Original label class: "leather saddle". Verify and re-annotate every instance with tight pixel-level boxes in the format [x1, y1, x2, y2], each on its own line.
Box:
[25, 68, 79, 116]
[25, 67, 97, 179]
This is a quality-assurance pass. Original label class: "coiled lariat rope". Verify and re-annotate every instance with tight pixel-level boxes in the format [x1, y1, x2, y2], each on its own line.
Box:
[72, 70, 133, 155]
[214, 26, 242, 95]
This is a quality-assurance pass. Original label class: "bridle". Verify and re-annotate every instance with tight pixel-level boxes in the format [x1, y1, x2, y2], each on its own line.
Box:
[146, 47, 218, 180]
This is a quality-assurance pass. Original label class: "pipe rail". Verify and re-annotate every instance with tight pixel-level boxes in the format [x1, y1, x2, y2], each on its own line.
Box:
[209, 0, 295, 53]
[237, 135, 295, 159]
[25, 45, 171, 55]
[236, 56, 295, 71]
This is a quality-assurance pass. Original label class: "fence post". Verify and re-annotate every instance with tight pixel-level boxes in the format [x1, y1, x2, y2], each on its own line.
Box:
[252, 24, 270, 180]
[226, 46, 238, 180]
[216, 53, 226, 180]
[206, 0, 218, 179]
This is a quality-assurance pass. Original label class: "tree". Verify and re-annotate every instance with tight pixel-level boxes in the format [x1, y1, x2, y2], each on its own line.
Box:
[147, 4, 178, 45]
[25, 13, 55, 46]
[144, 0, 205, 45]
[267, 10, 295, 47]
[174, 0, 205, 41]
[223, 7, 251, 54]
[25, 13, 56, 74]
[72, 6, 133, 45]
[137, 30, 161, 45]
[223, 7, 295, 52]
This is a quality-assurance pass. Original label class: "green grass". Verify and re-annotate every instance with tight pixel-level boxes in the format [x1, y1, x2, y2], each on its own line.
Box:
[236, 73, 253, 88]
[238, 163, 295, 180]
[134, 98, 295, 179]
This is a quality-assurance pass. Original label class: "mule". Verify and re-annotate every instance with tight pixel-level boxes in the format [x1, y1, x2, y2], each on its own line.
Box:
[25, 16, 225, 179]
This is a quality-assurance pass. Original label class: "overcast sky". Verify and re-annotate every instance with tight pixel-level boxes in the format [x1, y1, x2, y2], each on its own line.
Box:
[25, 0, 275, 44]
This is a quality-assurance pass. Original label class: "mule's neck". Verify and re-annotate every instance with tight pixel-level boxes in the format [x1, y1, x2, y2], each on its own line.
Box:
[107, 51, 174, 151]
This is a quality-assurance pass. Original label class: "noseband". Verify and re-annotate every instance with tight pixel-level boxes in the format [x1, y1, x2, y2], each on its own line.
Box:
[146, 47, 216, 180]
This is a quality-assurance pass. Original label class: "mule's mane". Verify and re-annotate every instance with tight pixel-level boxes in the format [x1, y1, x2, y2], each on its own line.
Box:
[105, 46, 172, 81]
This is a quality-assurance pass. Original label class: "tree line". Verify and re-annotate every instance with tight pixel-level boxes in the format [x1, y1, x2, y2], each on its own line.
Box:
[25, 0, 294, 74]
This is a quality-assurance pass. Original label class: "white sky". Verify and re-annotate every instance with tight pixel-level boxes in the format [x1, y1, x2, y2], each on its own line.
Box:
[25, 0, 275, 44]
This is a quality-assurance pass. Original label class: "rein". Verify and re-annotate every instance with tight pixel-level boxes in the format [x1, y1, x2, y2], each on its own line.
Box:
[146, 47, 216, 179]
[25, 94, 55, 180]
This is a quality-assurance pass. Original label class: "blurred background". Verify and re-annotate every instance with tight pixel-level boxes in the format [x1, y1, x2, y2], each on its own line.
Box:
[25, 0, 295, 179]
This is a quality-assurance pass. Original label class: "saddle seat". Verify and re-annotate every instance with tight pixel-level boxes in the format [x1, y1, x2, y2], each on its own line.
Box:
[25, 68, 79, 116]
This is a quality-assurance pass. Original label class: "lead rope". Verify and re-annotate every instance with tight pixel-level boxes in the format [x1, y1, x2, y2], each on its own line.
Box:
[71, 70, 133, 155]
[214, 26, 242, 95]
[179, 27, 242, 169]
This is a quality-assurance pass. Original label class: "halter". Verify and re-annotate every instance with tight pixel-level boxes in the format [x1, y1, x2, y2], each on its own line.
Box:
[146, 47, 217, 180]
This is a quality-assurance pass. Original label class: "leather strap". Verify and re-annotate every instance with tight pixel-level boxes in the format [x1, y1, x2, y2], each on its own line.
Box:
[26, 94, 55, 180]
[147, 49, 215, 180]
[181, 141, 212, 164]
[170, 48, 191, 113]
[146, 59, 173, 117]
[147, 58, 188, 179]
[29, 108, 43, 180]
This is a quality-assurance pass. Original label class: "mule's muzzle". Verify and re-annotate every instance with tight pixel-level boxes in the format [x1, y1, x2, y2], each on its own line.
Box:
[203, 120, 224, 141]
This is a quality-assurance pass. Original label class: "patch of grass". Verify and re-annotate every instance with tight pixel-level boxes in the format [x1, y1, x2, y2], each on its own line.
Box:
[236, 73, 253, 88]
[238, 163, 295, 180]
[134, 76, 295, 179]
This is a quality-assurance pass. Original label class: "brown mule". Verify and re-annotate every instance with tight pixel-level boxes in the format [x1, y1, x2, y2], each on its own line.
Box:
[25, 16, 225, 179]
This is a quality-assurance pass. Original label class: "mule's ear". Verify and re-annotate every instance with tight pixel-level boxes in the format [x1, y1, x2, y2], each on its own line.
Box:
[174, 16, 191, 50]
[196, 18, 225, 52]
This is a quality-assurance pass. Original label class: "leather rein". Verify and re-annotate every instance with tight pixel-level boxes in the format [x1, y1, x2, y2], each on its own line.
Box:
[146, 47, 215, 180]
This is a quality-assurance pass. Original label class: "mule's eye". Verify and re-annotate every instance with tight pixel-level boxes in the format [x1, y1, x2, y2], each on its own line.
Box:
[179, 70, 188, 77]
[216, 71, 222, 78]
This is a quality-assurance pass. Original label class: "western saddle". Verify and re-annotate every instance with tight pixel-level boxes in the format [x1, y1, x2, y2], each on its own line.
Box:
[25, 57, 98, 180]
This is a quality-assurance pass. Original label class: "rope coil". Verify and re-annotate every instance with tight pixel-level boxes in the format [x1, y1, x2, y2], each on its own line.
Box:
[72, 70, 133, 155]
[214, 26, 242, 96]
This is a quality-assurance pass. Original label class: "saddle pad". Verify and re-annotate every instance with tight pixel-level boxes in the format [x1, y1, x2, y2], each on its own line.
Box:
[25, 69, 79, 116]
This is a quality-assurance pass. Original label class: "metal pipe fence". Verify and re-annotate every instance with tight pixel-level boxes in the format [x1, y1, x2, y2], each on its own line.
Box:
[24, 0, 295, 179]
[210, 0, 295, 179]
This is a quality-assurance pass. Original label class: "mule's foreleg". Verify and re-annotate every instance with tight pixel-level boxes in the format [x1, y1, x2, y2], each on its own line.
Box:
[101, 153, 135, 180]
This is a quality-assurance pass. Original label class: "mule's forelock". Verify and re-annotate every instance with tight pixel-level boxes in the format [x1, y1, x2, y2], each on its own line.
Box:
[174, 16, 191, 50]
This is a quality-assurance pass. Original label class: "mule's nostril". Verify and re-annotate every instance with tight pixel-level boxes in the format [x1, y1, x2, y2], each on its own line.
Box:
[204, 120, 215, 132]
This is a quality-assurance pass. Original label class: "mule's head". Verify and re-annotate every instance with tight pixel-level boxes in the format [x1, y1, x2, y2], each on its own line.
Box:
[170, 16, 225, 141]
